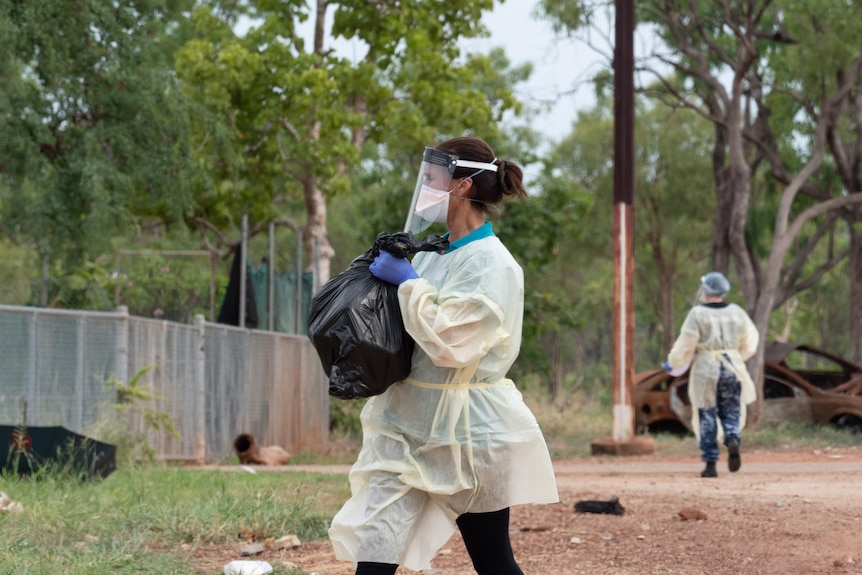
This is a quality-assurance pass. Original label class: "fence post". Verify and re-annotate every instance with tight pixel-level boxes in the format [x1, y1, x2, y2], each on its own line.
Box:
[240, 215, 248, 329]
[26, 312, 38, 426]
[75, 315, 85, 430]
[194, 314, 207, 463]
[115, 306, 129, 388]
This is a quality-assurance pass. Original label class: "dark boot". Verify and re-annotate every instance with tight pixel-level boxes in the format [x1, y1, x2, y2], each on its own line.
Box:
[727, 437, 741, 472]
[701, 461, 717, 478]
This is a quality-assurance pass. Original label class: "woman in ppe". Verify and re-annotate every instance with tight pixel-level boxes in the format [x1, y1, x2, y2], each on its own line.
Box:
[328, 136, 559, 575]
[664, 272, 759, 478]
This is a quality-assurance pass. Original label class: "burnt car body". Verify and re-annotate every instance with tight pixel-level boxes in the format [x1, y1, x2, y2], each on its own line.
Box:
[763, 342, 862, 392]
[635, 342, 862, 436]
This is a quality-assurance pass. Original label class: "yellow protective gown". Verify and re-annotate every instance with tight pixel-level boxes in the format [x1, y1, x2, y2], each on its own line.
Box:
[329, 228, 559, 572]
[666, 302, 759, 437]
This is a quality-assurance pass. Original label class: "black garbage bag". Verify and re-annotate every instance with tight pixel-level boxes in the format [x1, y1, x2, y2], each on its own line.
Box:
[574, 496, 626, 515]
[307, 232, 449, 399]
[1, 425, 117, 480]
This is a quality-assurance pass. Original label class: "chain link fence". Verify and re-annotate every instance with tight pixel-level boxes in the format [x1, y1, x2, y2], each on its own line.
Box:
[0, 304, 328, 462]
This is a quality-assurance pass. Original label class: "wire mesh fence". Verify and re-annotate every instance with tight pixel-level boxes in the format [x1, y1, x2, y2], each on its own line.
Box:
[0, 305, 329, 462]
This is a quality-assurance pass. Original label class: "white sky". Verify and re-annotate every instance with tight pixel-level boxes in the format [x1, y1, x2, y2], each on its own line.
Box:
[461, 0, 609, 145]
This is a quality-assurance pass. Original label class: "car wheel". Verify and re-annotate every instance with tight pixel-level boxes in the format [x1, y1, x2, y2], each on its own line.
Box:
[832, 413, 862, 433]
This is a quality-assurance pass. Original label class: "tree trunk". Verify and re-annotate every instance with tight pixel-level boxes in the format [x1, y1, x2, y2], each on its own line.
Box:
[659, 270, 675, 353]
[849, 221, 862, 365]
[548, 334, 563, 400]
[303, 179, 334, 292]
[711, 123, 733, 274]
[726, 85, 758, 313]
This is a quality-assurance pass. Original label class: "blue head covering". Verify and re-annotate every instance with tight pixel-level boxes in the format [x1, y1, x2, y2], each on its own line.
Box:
[701, 272, 730, 296]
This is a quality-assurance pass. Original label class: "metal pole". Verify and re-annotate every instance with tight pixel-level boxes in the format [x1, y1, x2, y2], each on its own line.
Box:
[210, 253, 216, 322]
[612, 0, 635, 443]
[240, 215, 248, 329]
[268, 222, 275, 332]
[295, 233, 303, 334]
[114, 252, 121, 307]
[42, 254, 49, 307]
[193, 313, 207, 463]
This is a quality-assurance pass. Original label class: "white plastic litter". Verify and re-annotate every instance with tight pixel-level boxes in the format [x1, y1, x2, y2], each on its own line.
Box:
[223, 560, 273, 575]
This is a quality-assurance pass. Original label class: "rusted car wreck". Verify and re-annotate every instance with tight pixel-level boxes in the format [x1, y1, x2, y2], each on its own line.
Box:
[635, 342, 862, 436]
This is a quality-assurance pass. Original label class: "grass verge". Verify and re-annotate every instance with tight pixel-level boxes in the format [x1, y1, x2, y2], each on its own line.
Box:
[0, 464, 349, 575]
[3, 395, 858, 574]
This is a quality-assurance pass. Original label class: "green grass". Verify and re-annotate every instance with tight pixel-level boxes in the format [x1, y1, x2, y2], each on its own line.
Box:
[743, 420, 861, 449]
[557, 411, 862, 457]
[522, 388, 861, 458]
[2, 392, 858, 575]
[0, 464, 350, 575]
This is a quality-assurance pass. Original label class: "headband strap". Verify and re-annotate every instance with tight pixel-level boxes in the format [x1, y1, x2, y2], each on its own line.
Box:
[455, 159, 498, 172]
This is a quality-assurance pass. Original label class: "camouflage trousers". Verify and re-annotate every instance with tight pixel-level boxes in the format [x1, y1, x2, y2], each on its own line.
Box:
[697, 362, 741, 463]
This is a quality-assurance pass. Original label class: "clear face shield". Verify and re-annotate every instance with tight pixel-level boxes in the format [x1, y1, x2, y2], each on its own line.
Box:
[404, 148, 458, 235]
[403, 147, 498, 235]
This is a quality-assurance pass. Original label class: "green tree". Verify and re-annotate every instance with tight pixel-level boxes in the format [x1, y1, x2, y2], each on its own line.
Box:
[542, 0, 862, 420]
[512, 90, 715, 395]
[175, 0, 522, 288]
[0, 0, 198, 276]
[631, 92, 716, 357]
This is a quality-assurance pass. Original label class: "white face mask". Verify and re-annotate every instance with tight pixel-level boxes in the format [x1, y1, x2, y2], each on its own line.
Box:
[414, 184, 451, 224]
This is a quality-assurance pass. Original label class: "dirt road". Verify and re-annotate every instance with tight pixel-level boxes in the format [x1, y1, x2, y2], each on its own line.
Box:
[207, 445, 862, 575]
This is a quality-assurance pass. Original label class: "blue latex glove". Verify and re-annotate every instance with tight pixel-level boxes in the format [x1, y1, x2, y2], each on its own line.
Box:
[369, 250, 419, 285]
[662, 361, 672, 373]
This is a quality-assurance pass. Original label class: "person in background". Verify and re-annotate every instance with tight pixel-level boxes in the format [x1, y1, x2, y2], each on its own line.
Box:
[328, 136, 559, 574]
[664, 272, 759, 478]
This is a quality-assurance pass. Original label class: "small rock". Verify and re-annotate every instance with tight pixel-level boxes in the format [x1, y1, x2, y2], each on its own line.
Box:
[268, 534, 301, 550]
[570, 537, 583, 544]
[774, 502, 784, 507]
[678, 508, 708, 521]
[0, 492, 23, 513]
[636, 535, 646, 540]
[239, 542, 266, 556]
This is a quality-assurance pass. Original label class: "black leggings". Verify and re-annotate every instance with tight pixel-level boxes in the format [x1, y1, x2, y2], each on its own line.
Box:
[457, 507, 523, 575]
[355, 562, 397, 575]
[355, 507, 522, 575]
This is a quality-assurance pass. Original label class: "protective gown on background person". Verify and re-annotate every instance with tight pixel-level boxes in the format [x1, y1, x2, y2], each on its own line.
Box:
[328, 227, 559, 572]
[666, 303, 759, 437]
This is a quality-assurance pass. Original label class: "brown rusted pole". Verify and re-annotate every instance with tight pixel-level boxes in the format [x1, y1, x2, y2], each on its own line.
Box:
[612, 0, 635, 442]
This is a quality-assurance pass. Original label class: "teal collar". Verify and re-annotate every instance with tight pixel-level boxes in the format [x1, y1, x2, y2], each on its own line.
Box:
[443, 222, 495, 253]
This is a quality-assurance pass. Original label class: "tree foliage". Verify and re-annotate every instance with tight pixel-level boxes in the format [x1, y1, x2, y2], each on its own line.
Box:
[541, 0, 862, 416]
[0, 0, 198, 269]
[174, 0, 523, 287]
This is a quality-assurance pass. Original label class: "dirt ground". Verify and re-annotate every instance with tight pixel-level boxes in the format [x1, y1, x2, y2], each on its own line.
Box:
[200, 445, 862, 575]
